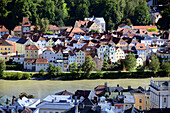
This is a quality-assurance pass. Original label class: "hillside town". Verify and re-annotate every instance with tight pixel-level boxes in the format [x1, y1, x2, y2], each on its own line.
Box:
[0, 78, 170, 113]
[0, 16, 169, 72]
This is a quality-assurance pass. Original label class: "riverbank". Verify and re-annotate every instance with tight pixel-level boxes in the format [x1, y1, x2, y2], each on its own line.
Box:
[0, 77, 169, 99]
[1, 71, 169, 80]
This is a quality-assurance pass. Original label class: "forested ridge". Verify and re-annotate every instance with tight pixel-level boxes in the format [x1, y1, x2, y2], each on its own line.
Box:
[0, 0, 169, 31]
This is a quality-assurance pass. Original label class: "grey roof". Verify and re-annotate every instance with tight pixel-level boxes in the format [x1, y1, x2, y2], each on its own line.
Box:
[6, 37, 20, 42]
[107, 87, 124, 92]
[37, 102, 74, 110]
[16, 38, 28, 44]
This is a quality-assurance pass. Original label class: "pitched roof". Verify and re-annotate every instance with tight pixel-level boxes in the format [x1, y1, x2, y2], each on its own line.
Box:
[24, 59, 36, 63]
[0, 39, 13, 46]
[6, 37, 20, 42]
[71, 27, 85, 33]
[45, 47, 55, 54]
[22, 17, 30, 26]
[55, 90, 73, 95]
[35, 59, 48, 64]
[25, 45, 41, 50]
[16, 38, 28, 44]
[136, 43, 146, 50]
[1, 34, 11, 40]
[132, 26, 157, 30]
[75, 20, 94, 28]
[13, 26, 21, 31]
[0, 25, 8, 32]
[48, 25, 59, 31]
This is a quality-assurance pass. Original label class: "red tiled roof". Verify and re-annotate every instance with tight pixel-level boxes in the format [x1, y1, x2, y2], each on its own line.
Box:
[133, 26, 157, 30]
[22, 17, 30, 26]
[71, 27, 85, 33]
[0, 25, 8, 32]
[24, 59, 36, 63]
[13, 26, 21, 31]
[136, 43, 146, 50]
[35, 59, 48, 64]
[25, 45, 41, 50]
[1, 34, 11, 40]
[48, 25, 59, 31]
[45, 47, 55, 53]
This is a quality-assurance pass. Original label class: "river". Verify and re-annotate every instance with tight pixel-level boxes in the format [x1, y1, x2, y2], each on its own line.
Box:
[0, 77, 169, 99]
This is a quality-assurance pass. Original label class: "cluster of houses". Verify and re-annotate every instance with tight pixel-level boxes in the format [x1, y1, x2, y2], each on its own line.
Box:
[0, 16, 170, 72]
[0, 78, 169, 113]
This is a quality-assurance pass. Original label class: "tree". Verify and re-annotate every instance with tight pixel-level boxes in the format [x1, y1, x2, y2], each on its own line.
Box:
[131, 2, 150, 25]
[149, 54, 160, 73]
[161, 62, 170, 72]
[82, 56, 96, 77]
[125, 53, 136, 71]
[56, 66, 62, 77]
[69, 62, 78, 73]
[47, 63, 56, 78]
[102, 60, 109, 71]
[0, 59, 6, 77]
[19, 92, 34, 99]
[39, 18, 49, 33]
[39, 68, 45, 76]
[136, 65, 145, 72]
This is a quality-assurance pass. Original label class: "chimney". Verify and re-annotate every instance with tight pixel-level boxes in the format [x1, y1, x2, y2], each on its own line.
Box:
[16, 51, 18, 56]
[128, 85, 131, 90]
[15, 106, 18, 113]
[117, 84, 119, 87]
[104, 82, 107, 88]
[12, 96, 15, 105]
[75, 96, 78, 113]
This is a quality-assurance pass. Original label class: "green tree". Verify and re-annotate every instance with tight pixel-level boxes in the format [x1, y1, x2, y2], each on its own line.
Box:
[39, 68, 45, 76]
[136, 65, 145, 72]
[56, 66, 62, 77]
[39, 18, 49, 33]
[125, 53, 136, 71]
[149, 54, 160, 73]
[82, 56, 96, 77]
[131, 2, 150, 25]
[47, 63, 56, 78]
[161, 62, 170, 72]
[69, 62, 78, 73]
[19, 92, 34, 99]
[102, 60, 109, 71]
[157, 6, 170, 30]
[0, 59, 6, 77]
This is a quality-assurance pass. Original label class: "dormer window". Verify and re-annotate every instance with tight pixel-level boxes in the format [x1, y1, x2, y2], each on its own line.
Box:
[140, 46, 143, 48]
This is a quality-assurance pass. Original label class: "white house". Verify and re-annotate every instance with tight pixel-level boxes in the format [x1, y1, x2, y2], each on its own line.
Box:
[68, 51, 76, 65]
[150, 78, 170, 109]
[115, 47, 125, 62]
[97, 45, 116, 63]
[135, 43, 147, 62]
[41, 47, 56, 63]
[35, 37, 47, 51]
[136, 57, 143, 67]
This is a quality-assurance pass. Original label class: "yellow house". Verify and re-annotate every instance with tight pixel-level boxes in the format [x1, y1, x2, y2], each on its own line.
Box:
[46, 38, 55, 47]
[16, 38, 35, 54]
[0, 39, 13, 54]
[25, 45, 41, 59]
[89, 22, 100, 32]
[133, 92, 150, 110]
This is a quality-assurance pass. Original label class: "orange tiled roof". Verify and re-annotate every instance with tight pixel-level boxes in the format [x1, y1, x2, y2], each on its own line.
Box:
[1, 34, 11, 40]
[136, 43, 146, 50]
[71, 27, 85, 33]
[48, 25, 59, 31]
[45, 47, 55, 53]
[0, 25, 8, 32]
[25, 45, 41, 50]
[35, 59, 48, 64]
[133, 26, 157, 30]
[13, 26, 21, 31]
[22, 17, 30, 26]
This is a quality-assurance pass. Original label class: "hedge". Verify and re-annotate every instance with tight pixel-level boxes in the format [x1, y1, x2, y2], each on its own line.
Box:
[6, 65, 24, 70]
[3, 72, 32, 80]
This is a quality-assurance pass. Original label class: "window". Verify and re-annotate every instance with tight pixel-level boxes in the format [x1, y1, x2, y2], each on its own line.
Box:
[5, 48, 7, 50]
[1, 48, 2, 50]
[31, 54, 32, 56]
[139, 106, 142, 110]
[139, 99, 142, 103]
[8, 48, 10, 50]
[164, 98, 167, 103]
[31, 50, 32, 53]
[35, 54, 37, 56]
[35, 50, 37, 53]
[27, 54, 28, 56]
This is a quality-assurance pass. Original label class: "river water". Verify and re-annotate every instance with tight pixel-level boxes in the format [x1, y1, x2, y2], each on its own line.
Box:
[0, 77, 169, 99]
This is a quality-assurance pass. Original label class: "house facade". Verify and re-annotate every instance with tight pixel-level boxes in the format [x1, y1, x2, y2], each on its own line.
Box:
[0, 39, 13, 54]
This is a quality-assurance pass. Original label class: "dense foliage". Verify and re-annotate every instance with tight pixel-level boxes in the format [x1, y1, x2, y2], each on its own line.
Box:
[0, 59, 6, 77]
[0, 0, 152, 31]
[149, 54, 160, 73]
[124, 53, 137, 71]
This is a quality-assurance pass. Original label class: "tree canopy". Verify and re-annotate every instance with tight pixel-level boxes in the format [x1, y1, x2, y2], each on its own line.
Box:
[149, 54, 160, 73]
[0, 0, 154, 31]
[0, 59, 6, 77]
[124, 53, 136, 71]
